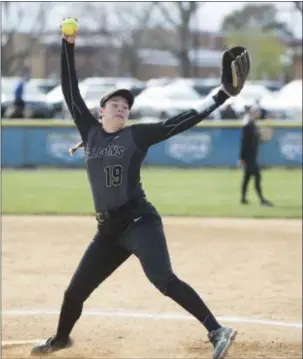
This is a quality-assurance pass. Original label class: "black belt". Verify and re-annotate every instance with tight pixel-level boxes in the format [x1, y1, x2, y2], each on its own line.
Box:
[96, 197, 144, 225]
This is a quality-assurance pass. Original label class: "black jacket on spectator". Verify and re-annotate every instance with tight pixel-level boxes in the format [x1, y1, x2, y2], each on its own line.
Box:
[240, 119, 260, 163]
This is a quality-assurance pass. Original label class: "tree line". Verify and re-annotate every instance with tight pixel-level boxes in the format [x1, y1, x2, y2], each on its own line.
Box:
[1, 2, 301, 79]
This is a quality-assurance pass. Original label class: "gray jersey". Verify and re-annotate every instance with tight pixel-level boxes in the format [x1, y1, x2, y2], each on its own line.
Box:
[61, 40, 229, 213]
[85, 125, 145, 211]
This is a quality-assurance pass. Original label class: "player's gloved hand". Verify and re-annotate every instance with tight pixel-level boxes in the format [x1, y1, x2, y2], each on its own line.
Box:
[221, 45, 250, 97]
[61, 18, 79, 44]
[259, 127, 274, 143]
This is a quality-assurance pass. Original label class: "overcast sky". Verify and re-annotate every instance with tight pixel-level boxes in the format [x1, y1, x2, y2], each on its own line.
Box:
[2, 1, 302, 38]
[197, 2, 301, 37]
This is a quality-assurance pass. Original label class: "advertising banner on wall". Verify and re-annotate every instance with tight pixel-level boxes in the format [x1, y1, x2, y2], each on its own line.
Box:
[2, 125, 302, 168]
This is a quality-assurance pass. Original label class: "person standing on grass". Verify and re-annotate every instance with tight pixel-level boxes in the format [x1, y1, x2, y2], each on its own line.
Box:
[239, 104, 273, 207]
[31, 18, 250, 359]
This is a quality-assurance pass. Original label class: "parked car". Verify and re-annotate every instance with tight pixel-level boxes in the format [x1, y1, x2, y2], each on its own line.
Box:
[82, 77, 146, 98]
[45, 84, 65, 118]
[1, 77, 20, 116]
[171, 78, 221, 97]
[239, 82, 272, 103]
[58, 77, 146, 119]
[112, 78, 146, 98]
[1, 93, 8, 117]
[2, 79, 53, 119]
[47, 81, 116, 119]
[80, 85, 118, 119]
[145, 77, 173, 87]
[208, 82, 273, 118]
[61, 83, 117, 119]
[29, 78, 59, 94]
[248, 80, 283, 92]
[81, 76, 142, 87]
[260, 79, 302, 120]
[130, 83, 219, 120]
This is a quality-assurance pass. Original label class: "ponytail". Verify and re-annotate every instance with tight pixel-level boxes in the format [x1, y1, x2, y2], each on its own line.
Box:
[69, 141, 84, 156]
[69, 117, 101, 156]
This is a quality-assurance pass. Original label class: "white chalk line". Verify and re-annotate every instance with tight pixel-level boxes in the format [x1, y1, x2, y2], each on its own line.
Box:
[2, 309, 302, 347]
[2, 308, 302, 327]
[2, 339, 41, 347]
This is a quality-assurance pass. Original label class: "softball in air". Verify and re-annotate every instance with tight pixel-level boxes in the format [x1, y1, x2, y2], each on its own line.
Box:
[61, 18, 79, 36]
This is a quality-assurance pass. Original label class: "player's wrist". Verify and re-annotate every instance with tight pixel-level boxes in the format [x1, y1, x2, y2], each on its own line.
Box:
[213, 87, 230, 105]
[221, 86, 232, 97]
[62, 36, 76, 45]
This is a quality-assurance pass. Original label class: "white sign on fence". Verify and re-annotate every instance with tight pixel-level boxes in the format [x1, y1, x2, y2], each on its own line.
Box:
[165, 133, 212, 164]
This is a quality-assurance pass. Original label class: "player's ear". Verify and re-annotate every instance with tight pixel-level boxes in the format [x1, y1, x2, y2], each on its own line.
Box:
[99, 106, 104, 117]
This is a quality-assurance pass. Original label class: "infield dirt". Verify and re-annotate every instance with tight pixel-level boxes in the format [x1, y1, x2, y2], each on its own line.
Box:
[2, 216, 302, 358]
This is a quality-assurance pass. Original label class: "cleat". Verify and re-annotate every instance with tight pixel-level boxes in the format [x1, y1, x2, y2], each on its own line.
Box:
[241, 199, 249, 205]
[30, 335, 72, 356]
[208, 326, 237, 359]
[261, 199, 274, 207]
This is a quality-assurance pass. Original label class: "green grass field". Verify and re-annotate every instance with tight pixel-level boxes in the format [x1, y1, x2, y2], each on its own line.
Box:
[2, 168, 302, 218]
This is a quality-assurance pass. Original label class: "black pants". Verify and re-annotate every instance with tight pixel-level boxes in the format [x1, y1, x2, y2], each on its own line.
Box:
[241, 160, 264, 202]
[11, 99, 25, 118]
[64, 214, 169, 304]
[55, 200, 221, 341]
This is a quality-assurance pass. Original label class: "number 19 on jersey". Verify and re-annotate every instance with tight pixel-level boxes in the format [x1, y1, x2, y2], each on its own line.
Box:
[104, 165, 123, 187]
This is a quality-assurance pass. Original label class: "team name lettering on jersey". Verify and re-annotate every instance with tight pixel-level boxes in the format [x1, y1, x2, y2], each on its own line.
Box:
[86, 145, 125, 161]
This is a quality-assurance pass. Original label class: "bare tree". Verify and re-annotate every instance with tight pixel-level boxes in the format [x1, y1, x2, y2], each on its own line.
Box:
[293, 1, 303, 14]
[1, 2, 54, 76]
[152, 2, 202, 77]
[115, 2, 159, 77]
[59, 3, 115, 77]
[81, 2, 157, 77]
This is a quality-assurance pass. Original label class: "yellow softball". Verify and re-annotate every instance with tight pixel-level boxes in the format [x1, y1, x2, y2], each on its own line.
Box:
[61, 18, 79, 36]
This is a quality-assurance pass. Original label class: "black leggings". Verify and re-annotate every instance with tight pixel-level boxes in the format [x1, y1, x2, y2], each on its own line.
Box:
[241, 161, 264, 202]
[55, 215, 220, 341]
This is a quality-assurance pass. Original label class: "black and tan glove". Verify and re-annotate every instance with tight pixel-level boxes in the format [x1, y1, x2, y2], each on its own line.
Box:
[221, 45, 250, 97]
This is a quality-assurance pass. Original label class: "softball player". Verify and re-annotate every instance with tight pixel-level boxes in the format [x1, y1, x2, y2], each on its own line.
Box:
[31, 18, 250, 359]
[239, 105, 273, 206]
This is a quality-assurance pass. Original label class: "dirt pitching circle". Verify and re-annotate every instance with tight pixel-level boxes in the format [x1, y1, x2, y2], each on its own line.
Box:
[2, 216, 302, 358]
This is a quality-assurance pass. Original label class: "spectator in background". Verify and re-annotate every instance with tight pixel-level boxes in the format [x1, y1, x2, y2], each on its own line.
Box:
[256, 99, 267, 120]
[239, 104, 273, 207]
[220, 103, 238, 120]
[12, 68, 31, 118]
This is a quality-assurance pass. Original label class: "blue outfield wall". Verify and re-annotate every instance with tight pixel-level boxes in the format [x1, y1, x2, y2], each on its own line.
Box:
[2, 124, 302, 168]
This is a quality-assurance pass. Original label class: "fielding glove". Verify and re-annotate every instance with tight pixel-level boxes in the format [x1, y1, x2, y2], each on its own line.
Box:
[221, 45, 250, 97]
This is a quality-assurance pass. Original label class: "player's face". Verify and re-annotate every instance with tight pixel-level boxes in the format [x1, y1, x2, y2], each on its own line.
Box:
[100, 96, 130, 131]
